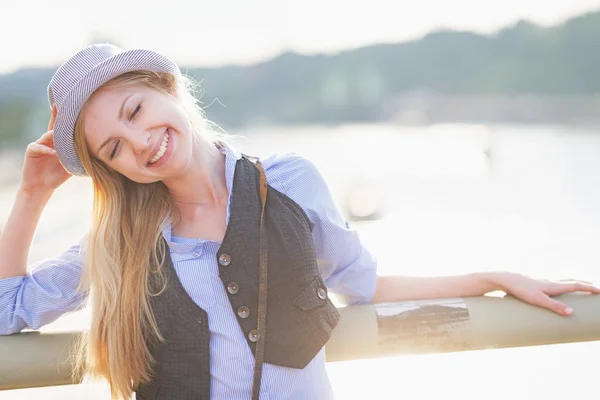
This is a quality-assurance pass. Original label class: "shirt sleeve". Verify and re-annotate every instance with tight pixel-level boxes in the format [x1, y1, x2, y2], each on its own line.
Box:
[263, 153, 378, 305]
[0, 239, 88, 335]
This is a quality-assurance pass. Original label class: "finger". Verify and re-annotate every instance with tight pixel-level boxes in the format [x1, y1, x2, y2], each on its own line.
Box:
[540, 296, 573, 316]
[48, 104, 58, 131]
[575, 282, 600, 294]
[558, 278, 594, 285]
[26, 142, 56, 157]
[36, 130, 55, 147]
[553, 282, 600, 295]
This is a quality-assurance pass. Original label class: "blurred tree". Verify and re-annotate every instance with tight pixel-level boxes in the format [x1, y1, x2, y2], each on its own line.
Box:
[3, 10, 600, 145]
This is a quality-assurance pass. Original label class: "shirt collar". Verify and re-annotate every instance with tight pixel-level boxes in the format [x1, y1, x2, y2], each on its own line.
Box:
[218, 140, 242, 200]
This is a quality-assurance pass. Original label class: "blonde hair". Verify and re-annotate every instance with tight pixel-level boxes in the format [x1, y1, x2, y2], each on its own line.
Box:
[72, 71, 217, 399]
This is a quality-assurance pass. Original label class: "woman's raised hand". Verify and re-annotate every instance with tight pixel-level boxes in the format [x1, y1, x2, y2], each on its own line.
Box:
[20, 104, 72, 194]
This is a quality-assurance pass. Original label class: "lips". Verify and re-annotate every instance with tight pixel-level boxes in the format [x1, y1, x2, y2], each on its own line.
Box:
[147, 129, 169, 165]
[147, 128, 173, 168]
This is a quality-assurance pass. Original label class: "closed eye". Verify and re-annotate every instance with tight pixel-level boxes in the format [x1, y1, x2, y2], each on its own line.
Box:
[109, 140, 120, 160]
[130, 104, 142, 121]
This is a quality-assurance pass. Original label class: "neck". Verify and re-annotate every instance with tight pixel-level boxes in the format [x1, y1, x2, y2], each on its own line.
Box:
[163, 138, 228, 209]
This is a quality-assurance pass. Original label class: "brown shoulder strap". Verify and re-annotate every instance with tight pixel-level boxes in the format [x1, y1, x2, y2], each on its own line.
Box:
[248, 157, 268, 400]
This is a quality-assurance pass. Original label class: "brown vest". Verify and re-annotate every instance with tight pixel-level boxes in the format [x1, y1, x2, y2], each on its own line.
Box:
[135, 156, 340, 399]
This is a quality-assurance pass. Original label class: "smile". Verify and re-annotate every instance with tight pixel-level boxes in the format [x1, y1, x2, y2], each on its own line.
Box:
[149, 131, 169, 164]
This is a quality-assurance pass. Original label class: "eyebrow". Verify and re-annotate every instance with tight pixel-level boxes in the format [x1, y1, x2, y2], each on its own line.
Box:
[96, 94, 133, 156]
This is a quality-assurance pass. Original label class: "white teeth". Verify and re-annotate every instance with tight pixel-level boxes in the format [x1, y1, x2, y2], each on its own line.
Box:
[149, 132, 169, 164]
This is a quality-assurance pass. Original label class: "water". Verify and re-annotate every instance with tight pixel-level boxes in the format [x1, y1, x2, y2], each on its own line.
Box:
[2, 122, 600, 399]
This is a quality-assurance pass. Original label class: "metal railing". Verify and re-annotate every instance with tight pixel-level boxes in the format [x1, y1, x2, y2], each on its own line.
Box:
[1, 293, 599, 391]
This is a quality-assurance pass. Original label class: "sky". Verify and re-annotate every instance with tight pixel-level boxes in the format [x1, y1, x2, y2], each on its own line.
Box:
[2, 0, 600, 74]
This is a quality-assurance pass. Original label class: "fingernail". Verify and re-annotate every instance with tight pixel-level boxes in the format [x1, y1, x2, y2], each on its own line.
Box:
[565, 307, 574, 315]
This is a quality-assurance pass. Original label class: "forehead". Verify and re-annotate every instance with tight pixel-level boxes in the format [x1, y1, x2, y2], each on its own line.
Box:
[84, 83, 138, 121]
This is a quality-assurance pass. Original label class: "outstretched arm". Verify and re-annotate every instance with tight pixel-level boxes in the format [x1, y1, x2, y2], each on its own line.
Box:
[372, 272, 600, 316]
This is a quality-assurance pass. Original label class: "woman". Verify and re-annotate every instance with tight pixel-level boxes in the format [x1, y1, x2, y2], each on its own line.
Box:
[0, 43, 598, 400]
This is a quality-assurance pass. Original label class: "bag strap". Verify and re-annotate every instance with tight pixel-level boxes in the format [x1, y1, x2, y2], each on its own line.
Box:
[248, 157, 268, 400]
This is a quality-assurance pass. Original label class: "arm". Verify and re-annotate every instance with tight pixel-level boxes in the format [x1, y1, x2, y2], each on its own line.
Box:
[371, 272, 600, 316]
[263, 153, 600, 316]
[0, 189, 53, 279]
[1, 103, 69, 280]
[0, 241, 87, 335]
[371, 273, 498, 303]
[0, 104, 83, 334]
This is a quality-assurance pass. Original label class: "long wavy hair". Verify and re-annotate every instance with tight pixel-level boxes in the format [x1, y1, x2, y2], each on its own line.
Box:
[71, 70, 219, 399]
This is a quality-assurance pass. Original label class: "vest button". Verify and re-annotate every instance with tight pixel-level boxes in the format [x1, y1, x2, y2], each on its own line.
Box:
[227, 282, 239, 294]
[237, 306, 250, 319]
[218, 253, 231, 266]
[248, 329, 260, 342]
[317, 287, 327, 300]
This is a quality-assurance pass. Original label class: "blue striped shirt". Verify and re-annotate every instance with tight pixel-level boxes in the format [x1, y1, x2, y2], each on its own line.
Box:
[0, 141, 378, 399]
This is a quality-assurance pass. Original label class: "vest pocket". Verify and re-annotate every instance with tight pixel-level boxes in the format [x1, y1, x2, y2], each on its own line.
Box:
[291, 276, 329, 311]
[277, 275, 340, 368]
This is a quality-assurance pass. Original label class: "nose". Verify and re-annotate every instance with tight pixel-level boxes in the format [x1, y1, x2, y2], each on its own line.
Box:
[129, 130, 151, 155]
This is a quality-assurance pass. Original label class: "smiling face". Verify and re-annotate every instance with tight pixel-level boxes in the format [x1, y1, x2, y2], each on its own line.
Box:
[81, 80, 195, 184]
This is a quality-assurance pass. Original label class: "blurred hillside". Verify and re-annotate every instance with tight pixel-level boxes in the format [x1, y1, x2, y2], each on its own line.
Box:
[2, 10, 600, 147]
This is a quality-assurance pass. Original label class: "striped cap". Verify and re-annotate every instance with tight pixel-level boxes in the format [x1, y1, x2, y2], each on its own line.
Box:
[48, 43, 181, 176]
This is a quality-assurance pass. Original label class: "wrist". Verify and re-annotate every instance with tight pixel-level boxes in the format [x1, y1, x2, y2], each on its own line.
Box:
[471, 271, 509, 293]
[16, 187, 54, 203]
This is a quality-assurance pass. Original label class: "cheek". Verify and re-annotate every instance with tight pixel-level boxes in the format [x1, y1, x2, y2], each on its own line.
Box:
[169, 103, 193, 132]
[111, 154, 141, 175]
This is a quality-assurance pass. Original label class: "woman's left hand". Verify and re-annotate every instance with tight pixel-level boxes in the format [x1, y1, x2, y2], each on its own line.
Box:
[496, 272, 600, 316]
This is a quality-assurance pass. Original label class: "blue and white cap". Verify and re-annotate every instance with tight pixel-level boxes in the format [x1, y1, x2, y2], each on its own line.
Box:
[48, 43, 181, 176]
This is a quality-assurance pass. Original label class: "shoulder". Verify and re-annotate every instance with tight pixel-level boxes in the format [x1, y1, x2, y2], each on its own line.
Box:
[260, 152, 328, 197]
[259, 152, 335, 221]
